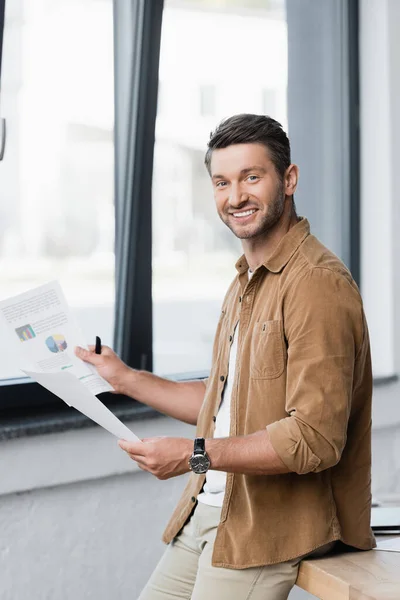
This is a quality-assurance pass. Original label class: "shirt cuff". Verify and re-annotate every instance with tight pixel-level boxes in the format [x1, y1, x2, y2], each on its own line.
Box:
[267, 418, 321, 475]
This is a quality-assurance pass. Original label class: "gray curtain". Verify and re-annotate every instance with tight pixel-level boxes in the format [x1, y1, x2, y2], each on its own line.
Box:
[286, 0, 355, 271]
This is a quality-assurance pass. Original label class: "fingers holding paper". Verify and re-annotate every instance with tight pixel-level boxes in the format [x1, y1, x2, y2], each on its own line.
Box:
[75, 344, 130, 393]
[119, 437, 192, 480]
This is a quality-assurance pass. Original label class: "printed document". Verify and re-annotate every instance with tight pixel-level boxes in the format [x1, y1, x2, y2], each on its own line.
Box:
[22, 369, 139, 442]
[0, 281, 140, 442]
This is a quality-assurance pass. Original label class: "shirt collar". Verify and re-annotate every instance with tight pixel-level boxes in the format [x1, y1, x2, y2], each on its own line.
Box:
[235, 217, 310, 275]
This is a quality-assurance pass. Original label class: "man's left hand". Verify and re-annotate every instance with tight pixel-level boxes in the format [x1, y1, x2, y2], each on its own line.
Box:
[118, 437, 193, 480]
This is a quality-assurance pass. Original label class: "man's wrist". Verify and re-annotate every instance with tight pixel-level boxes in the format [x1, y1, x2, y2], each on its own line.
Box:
[184, 438, 193, 472]
[205, 438, 221, 470]
[113, 365, 136, 396]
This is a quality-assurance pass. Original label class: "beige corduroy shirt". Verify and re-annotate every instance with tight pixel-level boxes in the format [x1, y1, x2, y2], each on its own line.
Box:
[163, 218, 376, 569]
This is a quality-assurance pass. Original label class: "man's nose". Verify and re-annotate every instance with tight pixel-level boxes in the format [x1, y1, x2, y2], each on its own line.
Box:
[228, 184, 247, 208]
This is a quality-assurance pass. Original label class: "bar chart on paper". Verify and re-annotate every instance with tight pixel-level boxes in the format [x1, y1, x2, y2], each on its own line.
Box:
[15, 324, 36, 341]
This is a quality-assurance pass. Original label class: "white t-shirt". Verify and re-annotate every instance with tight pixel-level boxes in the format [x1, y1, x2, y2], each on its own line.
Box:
[197, 322, 239, 507]
[197, 270, 252, 508]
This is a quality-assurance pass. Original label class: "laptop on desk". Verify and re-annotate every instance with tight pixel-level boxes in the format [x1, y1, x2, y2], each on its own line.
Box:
[371, 506, 400, 533]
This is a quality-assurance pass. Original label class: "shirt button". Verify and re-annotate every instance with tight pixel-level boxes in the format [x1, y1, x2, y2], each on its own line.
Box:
[191, 496, 196, 502]
[212, 416, 217, 422]
[239, 296, 242, 302]
[229, 335, 233, 342]
[220, 375, 225, 382]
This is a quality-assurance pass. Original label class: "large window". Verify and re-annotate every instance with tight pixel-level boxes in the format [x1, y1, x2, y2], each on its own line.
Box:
[0, 0, 362, 430]
[152, 0, 287, 375]
[0, 0, 115, 381]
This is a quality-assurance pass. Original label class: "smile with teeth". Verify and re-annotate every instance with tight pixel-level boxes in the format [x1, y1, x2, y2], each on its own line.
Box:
[232, 209, 257, 218]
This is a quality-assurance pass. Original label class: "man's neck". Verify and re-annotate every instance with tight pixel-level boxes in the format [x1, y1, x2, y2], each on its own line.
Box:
[241, 198, 299, 273]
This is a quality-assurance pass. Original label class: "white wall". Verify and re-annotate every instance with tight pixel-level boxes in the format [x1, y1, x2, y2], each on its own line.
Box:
[0, 470, 185, 599]
[360, 0, 395, 379]
[0, 416, 195, 599]
[360, 0, 400, 501]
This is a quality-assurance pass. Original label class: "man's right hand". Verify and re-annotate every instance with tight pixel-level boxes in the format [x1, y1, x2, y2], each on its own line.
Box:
[75, 345, 130, 394]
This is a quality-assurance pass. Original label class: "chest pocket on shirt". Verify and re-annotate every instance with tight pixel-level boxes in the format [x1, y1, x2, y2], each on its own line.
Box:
[250, 320, 285, 379]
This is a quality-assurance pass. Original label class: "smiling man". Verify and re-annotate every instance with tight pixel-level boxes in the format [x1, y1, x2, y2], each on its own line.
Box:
[76, 114, 375, 599]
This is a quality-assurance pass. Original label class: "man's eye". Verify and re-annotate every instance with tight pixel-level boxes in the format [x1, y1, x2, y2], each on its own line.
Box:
[247, 175, 259, 182]
[216, 181, 227, 188]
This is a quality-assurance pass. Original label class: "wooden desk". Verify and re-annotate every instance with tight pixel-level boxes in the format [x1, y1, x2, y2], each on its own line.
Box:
[296, 537, 400, 599]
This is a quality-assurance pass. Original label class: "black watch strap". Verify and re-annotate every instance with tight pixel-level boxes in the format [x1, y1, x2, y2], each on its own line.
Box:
[193, 437, 205, 454]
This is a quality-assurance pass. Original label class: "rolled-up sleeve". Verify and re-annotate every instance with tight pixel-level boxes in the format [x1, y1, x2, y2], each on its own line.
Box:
[267, 266, 365, 475]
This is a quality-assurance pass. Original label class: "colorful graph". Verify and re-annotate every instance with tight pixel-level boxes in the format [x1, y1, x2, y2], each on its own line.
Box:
[45, 334, 68, 353]
[15, 324, 36, 342]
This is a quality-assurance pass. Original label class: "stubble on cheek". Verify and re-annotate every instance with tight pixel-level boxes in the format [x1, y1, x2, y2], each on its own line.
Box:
[220, 186, 285, 240]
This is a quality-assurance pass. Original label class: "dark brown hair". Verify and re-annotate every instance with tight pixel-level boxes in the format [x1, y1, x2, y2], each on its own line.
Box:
[204, 114, 291, 180]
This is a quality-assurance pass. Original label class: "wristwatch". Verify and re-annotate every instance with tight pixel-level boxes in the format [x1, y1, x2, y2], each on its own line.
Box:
[188, 437, 211, 474]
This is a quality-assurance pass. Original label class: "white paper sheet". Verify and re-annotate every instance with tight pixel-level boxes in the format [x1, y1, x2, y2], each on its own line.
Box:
[23, 370, 140, 442]
[0, 281, 112, 395]
[0, 280, 141, 442]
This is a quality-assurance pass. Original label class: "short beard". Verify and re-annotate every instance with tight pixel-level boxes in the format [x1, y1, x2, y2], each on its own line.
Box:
[223, 180, 286, 240]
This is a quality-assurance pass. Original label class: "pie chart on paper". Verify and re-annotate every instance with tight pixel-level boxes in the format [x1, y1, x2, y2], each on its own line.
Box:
[45, 334, 68, 353]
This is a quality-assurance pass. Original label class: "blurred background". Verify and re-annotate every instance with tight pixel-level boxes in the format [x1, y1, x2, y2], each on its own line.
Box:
[0, 0, 399, 598]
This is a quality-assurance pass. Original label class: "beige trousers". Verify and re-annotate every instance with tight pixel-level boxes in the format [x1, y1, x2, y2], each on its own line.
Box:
[139, 502, 335, 600]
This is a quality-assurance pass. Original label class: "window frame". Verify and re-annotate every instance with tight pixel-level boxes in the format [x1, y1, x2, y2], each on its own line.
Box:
[113, 0, 164, 372]
[348, 0, 361, 285]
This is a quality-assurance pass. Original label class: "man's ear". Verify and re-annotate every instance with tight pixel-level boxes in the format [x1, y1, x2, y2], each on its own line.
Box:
[285, 164, 299, 196]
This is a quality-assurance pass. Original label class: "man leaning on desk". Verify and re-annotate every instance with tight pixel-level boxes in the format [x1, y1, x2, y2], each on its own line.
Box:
[76, 114, 375, 600]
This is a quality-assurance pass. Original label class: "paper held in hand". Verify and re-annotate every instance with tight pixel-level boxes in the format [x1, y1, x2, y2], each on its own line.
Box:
[0, 281, 140, 442]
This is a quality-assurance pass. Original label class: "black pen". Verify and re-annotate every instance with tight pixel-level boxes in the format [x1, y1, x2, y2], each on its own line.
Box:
[95, 336, 102, 355]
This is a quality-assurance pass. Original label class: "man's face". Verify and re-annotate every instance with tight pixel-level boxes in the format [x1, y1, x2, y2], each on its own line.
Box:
[210, 143, 286, 240]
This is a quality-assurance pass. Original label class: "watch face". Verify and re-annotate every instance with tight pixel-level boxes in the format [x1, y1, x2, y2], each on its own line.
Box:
[189, 453, 211, 474]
